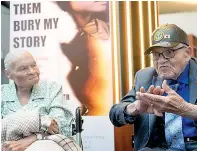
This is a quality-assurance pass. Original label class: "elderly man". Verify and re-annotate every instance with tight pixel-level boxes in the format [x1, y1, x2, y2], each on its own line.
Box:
[109, 24, 197, 151]
[1, 50, 81, 151]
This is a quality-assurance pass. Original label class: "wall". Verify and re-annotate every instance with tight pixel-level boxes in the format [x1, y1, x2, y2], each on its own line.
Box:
[159, 11, 197, 37]
[1, 5, 10, 58]
[1, 5, 10, 84]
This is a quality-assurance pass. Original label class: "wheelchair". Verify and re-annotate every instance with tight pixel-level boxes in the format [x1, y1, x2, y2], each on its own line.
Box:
[72, 107, 86, 150]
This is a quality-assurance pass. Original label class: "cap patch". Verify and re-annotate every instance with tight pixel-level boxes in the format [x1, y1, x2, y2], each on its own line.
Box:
[154, 31, 164, 42]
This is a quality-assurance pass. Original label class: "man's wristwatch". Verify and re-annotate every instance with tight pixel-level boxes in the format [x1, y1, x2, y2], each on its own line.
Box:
[35, 133, 43, 140]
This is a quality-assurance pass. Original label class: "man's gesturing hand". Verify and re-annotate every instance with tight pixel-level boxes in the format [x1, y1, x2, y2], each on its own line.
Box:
[138, 80, 187, 115]
[126, 85, 164, 116]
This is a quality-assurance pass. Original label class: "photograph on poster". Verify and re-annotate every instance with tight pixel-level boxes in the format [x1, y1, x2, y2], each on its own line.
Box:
[56, 1, 112, 116]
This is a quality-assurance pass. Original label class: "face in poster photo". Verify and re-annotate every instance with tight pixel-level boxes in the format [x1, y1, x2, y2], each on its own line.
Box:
[56, 1, 112, 116]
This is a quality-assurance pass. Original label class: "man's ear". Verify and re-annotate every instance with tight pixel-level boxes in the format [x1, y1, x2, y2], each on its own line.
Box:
[4, 69, 12, 80]
[186, 46, 192, 57]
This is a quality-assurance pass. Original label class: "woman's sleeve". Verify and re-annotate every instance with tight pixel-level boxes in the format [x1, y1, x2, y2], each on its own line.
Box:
[47, 85, 75, 137]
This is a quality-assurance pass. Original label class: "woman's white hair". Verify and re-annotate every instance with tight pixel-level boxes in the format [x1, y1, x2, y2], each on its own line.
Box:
[4, 50, 32, 70]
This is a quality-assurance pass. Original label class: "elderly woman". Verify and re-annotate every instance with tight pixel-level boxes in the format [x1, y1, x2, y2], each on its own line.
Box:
[1, 50, 81, 151]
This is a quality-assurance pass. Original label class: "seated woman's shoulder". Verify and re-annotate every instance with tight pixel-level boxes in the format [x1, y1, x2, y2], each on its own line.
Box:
[1, 83, 12, 90]
[1, 83, 15, 101]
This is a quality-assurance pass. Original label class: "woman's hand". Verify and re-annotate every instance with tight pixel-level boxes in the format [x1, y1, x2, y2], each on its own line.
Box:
[41, 115, 59, 134]
[2, 134, 36, 151]
[47, 119, 59, 135]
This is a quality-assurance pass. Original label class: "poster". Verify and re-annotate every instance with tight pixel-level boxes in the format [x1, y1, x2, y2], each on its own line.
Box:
[10, 1, 113, 116]
[10, 1, 114, 151]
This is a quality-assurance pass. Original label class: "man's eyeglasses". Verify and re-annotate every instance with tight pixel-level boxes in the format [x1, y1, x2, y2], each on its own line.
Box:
[151, 46, 187, 60]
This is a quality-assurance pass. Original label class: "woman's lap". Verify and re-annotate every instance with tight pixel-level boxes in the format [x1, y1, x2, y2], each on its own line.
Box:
[26, 140, 65, 151]
[25, 136, 82, 151]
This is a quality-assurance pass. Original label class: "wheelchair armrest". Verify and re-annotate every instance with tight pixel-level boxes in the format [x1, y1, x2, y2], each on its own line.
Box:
[76, 107, 83, 133]
[72, 107, 84, 149]
[72, 107, 84, 135]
